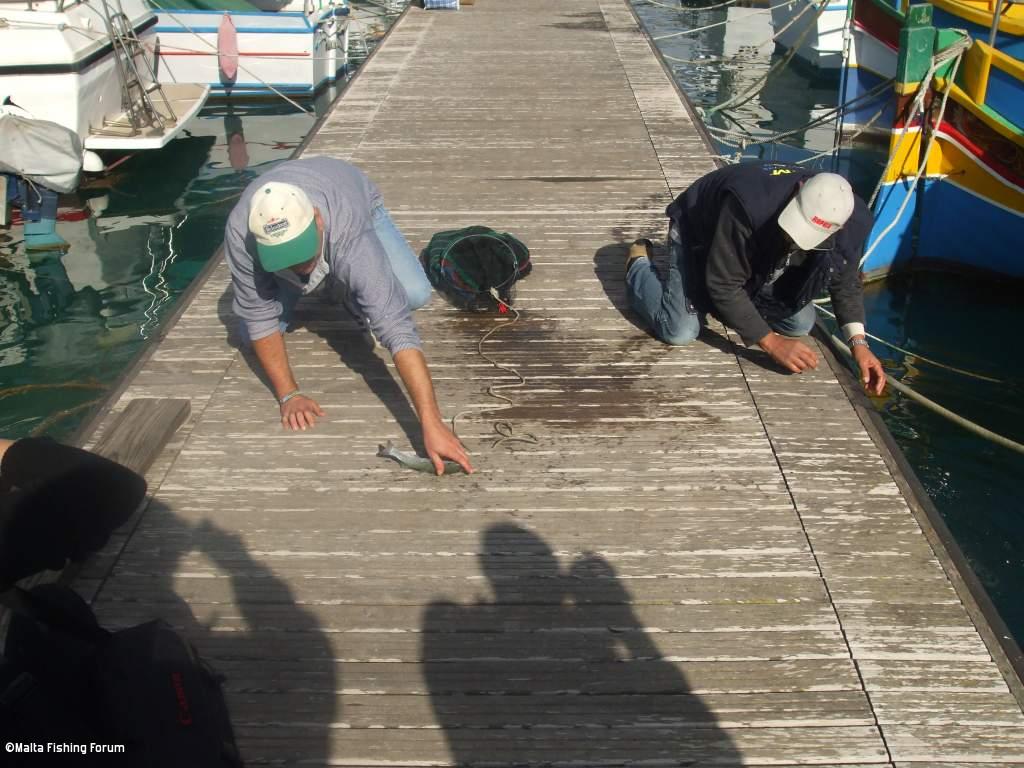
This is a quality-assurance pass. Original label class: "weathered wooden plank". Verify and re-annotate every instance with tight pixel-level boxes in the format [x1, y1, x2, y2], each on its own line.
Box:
[89, 398, 190, 474]
[206, 657, 865, 696]
[93, 601, 839, 634]
[231, 724, 889, 765]
[224, 690, 875, 729]
[872, 690, 1024, 726]
[882, 724, 1024, 761]
[96, 574, 831, 607]
[857, 660, 1011, 693]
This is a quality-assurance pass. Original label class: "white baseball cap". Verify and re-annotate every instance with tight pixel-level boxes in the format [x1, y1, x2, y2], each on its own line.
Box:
[777, 173, 855, 250]
[247, 181, 317, 272]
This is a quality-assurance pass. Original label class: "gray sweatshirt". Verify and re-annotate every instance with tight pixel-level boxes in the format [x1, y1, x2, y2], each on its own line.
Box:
[225, 158, 421, 354]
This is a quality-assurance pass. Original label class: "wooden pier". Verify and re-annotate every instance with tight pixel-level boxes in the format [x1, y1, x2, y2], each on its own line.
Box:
[77, 0, 1024, 764]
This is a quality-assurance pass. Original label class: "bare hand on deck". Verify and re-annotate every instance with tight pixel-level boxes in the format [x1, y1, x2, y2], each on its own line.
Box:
[759, 333, 819, 374]
[423, 419, 474, 475]
[280, 395, 325, 431]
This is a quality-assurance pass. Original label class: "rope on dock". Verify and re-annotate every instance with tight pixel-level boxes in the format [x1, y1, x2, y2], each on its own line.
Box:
[818, 323, 1024, 456]
[451, 295, 538, 451]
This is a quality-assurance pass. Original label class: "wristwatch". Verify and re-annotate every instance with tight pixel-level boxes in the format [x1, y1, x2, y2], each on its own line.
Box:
[849, 338, 869, 350]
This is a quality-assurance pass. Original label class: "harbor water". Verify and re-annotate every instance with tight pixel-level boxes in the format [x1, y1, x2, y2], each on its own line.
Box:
[0, 98, 318, 437]
[0, 0, 1021, 647]
[0, 0, 398, 438]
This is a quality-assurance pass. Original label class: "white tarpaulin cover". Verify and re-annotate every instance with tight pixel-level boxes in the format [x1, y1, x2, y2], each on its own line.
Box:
[0, 112, 83, 193]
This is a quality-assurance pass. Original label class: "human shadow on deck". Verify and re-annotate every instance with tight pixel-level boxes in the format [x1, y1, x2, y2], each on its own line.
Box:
[422, 524, 741, 766]
[217, 285, 423, 450]
[97, 501, 337, 766]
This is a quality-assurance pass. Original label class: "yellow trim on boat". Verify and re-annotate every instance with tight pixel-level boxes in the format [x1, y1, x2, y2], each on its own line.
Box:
[927, 135, 1024, 214]
[883, 127, 924, 183]
[929, 0, 1024, 37]
[933, 79, 1024, 144]
[961, 42, 992, 105]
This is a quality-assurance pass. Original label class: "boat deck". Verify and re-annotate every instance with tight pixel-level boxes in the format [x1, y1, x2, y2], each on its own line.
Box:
[79, 0, 1024, 764]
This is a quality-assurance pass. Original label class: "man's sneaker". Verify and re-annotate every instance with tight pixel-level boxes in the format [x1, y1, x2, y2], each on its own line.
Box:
[625, 238, 653, 278]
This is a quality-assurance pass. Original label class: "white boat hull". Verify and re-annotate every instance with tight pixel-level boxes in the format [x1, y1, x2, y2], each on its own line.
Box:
[154, 5, 350, 96]
[0, 0, 208, 153]
[771, 0, 848, 72]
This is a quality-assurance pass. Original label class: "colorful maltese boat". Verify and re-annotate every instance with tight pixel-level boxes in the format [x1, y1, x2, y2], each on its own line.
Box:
[841, 0, 1024, 278]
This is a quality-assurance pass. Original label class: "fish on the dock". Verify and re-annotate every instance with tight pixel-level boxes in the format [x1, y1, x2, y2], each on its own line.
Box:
[377, 441, 466, 475]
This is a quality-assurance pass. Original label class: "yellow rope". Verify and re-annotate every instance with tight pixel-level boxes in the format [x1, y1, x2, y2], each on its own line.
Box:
[0, 381, 106, 400]
[29, 399, 104, 437]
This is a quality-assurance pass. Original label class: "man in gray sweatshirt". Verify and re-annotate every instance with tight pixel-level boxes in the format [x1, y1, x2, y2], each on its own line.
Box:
[225, 157, 473, 474]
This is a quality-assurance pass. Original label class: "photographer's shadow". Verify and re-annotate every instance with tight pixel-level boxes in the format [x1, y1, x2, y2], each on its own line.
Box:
[422, 523, 740, 764]
[94, 501, 338, 765]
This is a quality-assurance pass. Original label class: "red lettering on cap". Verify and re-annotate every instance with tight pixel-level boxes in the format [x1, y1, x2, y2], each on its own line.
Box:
[810, 216, 834, 229]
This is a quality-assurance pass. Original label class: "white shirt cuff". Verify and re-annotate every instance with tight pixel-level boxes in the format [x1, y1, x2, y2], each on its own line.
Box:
[841, 322, 865, 341]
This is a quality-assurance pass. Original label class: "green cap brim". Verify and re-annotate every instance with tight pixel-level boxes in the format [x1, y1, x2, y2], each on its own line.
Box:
[256, 218, 318, 272]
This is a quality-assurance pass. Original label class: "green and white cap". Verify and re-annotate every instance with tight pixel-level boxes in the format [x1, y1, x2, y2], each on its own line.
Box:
[778, 173, 855, 250]
[248, 181, 318, 272]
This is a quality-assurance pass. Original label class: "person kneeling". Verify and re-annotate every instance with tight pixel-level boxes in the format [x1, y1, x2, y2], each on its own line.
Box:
[625, 162, 884, 394]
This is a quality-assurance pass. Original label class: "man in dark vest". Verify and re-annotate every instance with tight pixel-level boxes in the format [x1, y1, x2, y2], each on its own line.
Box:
[625, 163, 885, 394]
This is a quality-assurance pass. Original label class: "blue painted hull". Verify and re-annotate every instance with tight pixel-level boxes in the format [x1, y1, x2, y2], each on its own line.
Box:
[840, 64, 895, 131]
[916, 177, 1024, 277]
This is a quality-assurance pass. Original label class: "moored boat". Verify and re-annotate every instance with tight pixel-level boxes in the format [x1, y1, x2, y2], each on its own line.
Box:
[0, 0, 209, 157]
[0, 0, 209, 247]
[150, 0, 351, 97]
[770, 0, 849, 73]
[849, 2, 1024, 278]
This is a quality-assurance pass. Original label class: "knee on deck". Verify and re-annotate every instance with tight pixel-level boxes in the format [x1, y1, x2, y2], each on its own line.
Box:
[774, 306, 816, 337]
[656, 320, 700, 347]
[405, 282, 433, 311]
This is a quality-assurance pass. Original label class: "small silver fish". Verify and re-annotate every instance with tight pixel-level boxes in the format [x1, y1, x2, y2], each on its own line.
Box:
[377, 441, 465, 475]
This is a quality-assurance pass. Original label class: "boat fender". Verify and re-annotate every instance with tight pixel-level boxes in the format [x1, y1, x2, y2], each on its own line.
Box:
[217, 13, 239, 85]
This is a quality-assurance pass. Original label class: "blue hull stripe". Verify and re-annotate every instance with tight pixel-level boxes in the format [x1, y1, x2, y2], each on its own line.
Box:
[917, 179, 1024, 277]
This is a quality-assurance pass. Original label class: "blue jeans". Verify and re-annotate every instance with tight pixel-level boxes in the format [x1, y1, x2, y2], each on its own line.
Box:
[626, 223, 815, 346]
[274, 203, 431, 334]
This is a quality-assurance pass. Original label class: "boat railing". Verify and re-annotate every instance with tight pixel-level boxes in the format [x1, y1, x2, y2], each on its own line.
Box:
[989, 0, 1005, 44]
[94, 0, 178, 137]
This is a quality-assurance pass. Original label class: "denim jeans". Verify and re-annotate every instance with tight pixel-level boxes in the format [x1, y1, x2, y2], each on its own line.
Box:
[625, 223, 815, 346]
[268, 203, 431, 337]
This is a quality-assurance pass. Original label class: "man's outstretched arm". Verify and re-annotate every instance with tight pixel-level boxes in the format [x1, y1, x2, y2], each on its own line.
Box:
[393, 348, 474, 475]
[252, 331, 325, 430]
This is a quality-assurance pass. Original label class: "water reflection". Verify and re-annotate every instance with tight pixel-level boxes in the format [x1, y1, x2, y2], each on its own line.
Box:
[860, 273, 1024, 640]
[0, 100, 320, 437]
[632, 0, 885, 183]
